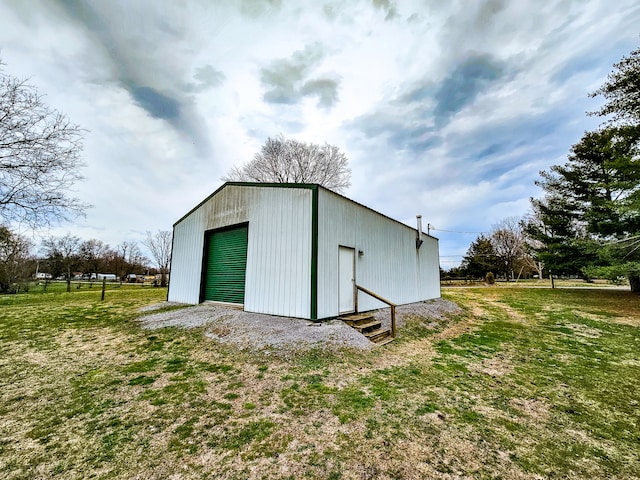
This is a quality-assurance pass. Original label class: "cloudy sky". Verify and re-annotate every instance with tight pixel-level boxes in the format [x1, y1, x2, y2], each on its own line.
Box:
[1, 0, 639, 266]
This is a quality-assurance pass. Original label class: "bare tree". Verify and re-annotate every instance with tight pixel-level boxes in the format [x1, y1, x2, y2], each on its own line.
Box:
[223, 134, 351, 193]
[143, 230, 172, 287]
[41, 233, 81, 292]
[1, 61, 88, 228]
[117, 241, 147, 279]
[490, 217, 529, 281]
[0, 226, 32, 293]
[521, 211, 546, 279]
[79, 239, 110, 277]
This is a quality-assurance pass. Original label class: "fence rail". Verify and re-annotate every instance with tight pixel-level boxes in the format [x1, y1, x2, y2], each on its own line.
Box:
[440, 277, 485, 286]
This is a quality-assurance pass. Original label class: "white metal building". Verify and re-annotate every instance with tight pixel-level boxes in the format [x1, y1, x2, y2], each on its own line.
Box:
[168, 183, 440, 320]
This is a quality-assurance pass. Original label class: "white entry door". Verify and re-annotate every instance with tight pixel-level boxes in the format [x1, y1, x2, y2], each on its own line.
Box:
[338, 246, 356, 314]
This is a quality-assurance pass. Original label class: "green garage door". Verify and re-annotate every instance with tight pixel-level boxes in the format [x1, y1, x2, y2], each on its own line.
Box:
[204, 225, 248, 304]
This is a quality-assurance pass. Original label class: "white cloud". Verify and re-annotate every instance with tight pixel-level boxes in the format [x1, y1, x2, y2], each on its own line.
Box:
[1, 0, 639, 266]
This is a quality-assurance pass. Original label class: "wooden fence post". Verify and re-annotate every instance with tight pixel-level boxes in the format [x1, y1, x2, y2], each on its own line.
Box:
[101, 277, 106, 301]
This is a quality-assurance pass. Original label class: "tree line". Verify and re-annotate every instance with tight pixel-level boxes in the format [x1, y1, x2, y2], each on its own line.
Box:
[526, 46, 640, 291]
[451, 45, 640, 291]
[445, 216, 542, 282]
[0, 229, 172, 294]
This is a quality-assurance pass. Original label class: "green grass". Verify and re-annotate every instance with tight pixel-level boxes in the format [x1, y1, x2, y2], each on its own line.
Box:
[0, 285, 639, 478]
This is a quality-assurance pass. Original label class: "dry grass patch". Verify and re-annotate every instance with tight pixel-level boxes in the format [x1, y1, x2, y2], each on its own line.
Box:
[508, 398, 551, 422]
[473, 352, 514, 377]
[2, 286, 640, 479]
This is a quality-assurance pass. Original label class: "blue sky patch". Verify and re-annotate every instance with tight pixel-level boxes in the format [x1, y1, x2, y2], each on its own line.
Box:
[131, 86, 180, 120]
[433, 54, 503, 124]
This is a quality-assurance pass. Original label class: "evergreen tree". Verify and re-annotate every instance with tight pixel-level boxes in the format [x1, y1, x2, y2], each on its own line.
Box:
[529, 45, 640, 290]
[590, 47, 640, 125]
[460, 234, 500, 279]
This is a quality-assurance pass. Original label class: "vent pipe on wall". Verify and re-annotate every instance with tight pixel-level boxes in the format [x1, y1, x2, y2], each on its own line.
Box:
[416, 215, 424, 249]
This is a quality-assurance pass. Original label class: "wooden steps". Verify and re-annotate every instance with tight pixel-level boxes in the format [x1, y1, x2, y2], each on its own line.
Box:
[339, 312, 394, 345]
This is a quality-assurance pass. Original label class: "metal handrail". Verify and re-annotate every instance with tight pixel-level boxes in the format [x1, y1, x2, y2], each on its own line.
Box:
[355, 284, 397, 338]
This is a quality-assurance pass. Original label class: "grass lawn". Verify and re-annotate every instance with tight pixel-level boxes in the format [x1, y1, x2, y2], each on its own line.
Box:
[0, 285, 639, 479]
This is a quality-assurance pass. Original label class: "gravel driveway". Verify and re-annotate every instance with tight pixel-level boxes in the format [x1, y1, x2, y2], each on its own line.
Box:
[139, 299, 461, 355]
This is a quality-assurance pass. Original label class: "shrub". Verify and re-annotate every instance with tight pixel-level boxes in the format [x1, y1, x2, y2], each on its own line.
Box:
[485, 272, 495, 284]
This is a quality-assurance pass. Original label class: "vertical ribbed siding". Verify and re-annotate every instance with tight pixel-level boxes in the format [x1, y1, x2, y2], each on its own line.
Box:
[316, 189, 440, 319]
[244, 188, 312, 318]
[167, 209, 207, 304]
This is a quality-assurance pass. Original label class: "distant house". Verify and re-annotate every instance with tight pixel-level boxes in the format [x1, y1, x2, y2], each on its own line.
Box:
[168, 183, 440, 320]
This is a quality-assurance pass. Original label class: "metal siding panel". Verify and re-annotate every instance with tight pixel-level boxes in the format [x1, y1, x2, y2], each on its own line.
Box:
[420, 236, 441, 297]
[317, 190, 353, 318]
[167, 209, 206, 304]
[203, 186, 250, 231]
[243, 187, 312, 318]
[317, 189, 440, 318]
